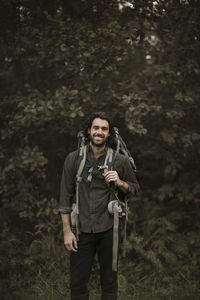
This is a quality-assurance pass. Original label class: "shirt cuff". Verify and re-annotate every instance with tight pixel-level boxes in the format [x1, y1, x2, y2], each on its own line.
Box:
[58, 206, 72, 214]
[126, 182, 140, 197]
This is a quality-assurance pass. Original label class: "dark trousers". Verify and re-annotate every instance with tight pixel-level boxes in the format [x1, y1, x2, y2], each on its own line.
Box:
[70, 228, 118, 300]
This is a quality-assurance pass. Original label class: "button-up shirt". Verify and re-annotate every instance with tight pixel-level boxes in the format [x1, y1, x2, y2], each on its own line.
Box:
[59, 146, 139, 233]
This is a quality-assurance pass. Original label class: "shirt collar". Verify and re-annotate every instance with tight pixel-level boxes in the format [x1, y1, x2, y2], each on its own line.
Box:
[87, 144, 108, 159]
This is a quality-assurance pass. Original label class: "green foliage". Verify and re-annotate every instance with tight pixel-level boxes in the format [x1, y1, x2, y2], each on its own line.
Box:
[0, 0, 200, 299]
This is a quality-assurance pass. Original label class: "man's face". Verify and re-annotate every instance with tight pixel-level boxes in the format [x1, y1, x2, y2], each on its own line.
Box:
[88, 118, 110, 147]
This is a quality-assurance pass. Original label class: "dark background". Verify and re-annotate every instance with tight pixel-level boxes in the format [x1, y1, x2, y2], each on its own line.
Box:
[0, 1, 200, 299]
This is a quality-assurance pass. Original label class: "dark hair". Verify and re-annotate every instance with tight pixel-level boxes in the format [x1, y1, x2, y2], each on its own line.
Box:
[83, 111, 117, 148]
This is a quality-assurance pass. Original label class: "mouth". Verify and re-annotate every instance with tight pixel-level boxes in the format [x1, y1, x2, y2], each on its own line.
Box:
[93, 135, 105, 143]
[94, 137, 103, 141]
[94, 134, 104, 139]
[90, 134, 107, 147]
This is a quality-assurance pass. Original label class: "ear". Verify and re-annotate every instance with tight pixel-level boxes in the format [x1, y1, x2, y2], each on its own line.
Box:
[88, 128, 91, 134]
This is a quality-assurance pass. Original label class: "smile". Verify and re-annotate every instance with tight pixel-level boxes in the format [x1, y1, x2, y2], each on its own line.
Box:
[94, 134, 104, 138]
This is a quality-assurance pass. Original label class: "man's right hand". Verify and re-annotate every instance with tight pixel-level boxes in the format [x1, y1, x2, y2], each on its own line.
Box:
[64, 230, 78, 252]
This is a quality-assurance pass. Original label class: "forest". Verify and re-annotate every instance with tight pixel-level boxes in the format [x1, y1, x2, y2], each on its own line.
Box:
[0, 0, 200, 299]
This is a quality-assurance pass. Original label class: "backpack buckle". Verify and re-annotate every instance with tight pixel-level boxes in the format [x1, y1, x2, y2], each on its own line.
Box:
[98, 165, 108, 170]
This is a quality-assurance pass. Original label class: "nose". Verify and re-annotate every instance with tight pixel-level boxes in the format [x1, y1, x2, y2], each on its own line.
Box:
[96, 128, 103, 134]
[98, 128, 102, 133]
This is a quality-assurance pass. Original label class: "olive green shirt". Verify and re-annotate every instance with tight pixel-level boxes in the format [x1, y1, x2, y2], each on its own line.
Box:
[59, 146, 139, 233]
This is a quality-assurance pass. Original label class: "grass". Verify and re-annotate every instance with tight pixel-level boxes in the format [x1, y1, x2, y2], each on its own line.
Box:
[1, 234, 200, 300]
[2, 263, 200, 300]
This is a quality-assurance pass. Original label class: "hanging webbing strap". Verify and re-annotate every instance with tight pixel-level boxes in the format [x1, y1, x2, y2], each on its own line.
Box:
[112, 202, 120, 271]
[121, 199, 129, 257]
[103, 147, 127, 271]
[113, 127, 131, 261]
[104, 147, 121, 272]
[110, 197, 129, 271]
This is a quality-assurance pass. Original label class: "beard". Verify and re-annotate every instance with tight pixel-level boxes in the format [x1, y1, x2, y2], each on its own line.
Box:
[89, 134, 109, 147]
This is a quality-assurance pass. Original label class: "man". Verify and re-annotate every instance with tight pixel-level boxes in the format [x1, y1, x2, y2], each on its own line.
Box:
[59, 112, 139, 300]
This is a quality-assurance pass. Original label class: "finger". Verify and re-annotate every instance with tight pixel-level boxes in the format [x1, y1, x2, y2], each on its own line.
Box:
[70, 243, 78, 252]
[105, 171, 117, 178]
[104, 172, 114, 179]
[106, 174, 117, 181]
[67, 239, 78, 252]
[105, 171, 114, 176]
[73, 238, 78, 250]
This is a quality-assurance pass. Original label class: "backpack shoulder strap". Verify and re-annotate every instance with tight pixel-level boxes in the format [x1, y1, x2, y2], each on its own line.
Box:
[73, 132, 87, 239]
[76, 130, 87, 181]
[102, 147, 116, 174]
[76, 145, 87, 182]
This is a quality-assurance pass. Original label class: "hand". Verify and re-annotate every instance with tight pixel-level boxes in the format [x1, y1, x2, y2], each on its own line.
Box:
[103, 170, 122, 187]
[63, 230, 78, 252]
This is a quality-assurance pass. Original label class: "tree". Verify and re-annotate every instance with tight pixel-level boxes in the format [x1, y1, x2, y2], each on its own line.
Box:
[0, 0, 200, 298]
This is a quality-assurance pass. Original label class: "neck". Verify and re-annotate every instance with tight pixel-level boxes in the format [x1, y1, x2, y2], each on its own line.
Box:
[90, 142, 106, 158]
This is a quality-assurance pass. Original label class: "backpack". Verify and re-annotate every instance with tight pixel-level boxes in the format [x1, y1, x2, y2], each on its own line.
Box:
[71, 127, 137, 271]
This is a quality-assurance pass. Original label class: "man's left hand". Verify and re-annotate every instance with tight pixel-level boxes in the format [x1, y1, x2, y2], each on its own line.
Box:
[103, 171, 122, 187]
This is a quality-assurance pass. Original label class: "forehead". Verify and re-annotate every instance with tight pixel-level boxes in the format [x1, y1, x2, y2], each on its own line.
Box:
[91, 118, 109, 129]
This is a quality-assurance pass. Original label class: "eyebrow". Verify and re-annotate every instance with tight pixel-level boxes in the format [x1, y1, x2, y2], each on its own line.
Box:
[93, 125, 109, 130]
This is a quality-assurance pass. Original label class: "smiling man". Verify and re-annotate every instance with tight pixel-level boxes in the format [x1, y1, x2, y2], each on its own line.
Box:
[89, 117, 110, 147]
[59, 112, 139, 300]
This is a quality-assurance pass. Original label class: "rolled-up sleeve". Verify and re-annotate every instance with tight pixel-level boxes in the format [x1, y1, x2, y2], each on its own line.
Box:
[116, 154, 140, 198]
[59, 151, 77, 214]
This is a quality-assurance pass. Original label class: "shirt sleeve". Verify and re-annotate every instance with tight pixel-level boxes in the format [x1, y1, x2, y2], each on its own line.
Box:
[116, 154, 140, 198]
[59, 151, 77, 214]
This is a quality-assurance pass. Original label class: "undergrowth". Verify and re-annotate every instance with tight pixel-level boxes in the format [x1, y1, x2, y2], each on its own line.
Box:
[1, 232, 199, 300]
